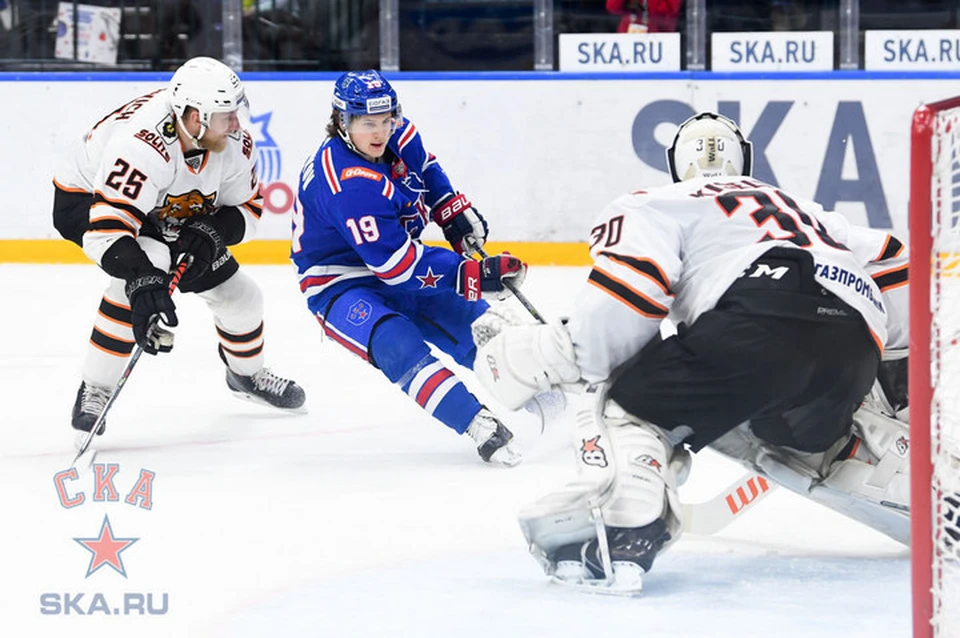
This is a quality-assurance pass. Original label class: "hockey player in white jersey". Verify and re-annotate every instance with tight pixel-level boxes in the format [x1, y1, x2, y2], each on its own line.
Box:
[52, 57, 305, 436]
[474, 111, 910, 592]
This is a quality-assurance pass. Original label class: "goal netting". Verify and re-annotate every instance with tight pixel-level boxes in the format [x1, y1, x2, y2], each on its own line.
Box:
[910, 96, 960, 638]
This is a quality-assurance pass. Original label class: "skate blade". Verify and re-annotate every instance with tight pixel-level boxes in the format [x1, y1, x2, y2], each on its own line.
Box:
[549, 562, 645, 596]
[72, 432, 99, 470]
[230, 390, 308, 415]
[488, 444, 523, 467]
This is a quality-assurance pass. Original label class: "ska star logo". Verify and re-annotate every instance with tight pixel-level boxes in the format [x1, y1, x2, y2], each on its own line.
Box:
[416, 267, 444, 289]
[73, 515, 139, 578]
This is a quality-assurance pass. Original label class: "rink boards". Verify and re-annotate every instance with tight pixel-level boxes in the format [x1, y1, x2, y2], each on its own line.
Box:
[2, 70, 959, 263]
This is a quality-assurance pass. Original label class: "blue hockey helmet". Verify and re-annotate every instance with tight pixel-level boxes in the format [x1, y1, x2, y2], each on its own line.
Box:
[331, 70, 401, 130]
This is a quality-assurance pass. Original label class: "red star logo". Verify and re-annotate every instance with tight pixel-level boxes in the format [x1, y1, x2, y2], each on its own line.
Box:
[416, 267, 444, 289]
[73, 515, 138, 578]
[582, 436, 603, 453]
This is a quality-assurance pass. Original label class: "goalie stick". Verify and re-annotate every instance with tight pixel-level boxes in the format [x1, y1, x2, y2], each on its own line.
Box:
[682, 472, 777, 535]
[71, 255, 192, 468]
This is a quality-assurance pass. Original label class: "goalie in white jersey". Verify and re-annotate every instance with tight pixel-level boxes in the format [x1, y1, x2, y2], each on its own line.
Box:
[52, 57, 305, 436]
[475, 112, 910, 592]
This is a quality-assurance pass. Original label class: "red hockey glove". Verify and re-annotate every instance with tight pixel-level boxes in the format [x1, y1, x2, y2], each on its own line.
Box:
[456, 254, 527, 302]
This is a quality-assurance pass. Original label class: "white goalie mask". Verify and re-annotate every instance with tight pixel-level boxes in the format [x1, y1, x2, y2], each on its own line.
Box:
[666, 112, 753, 182]
[169, 57, 251, 145]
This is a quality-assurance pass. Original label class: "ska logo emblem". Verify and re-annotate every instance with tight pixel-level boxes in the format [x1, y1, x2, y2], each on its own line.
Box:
[391, 158, 407, 180]
[580, 435, 608, 468]
[347, 299, 373, 326]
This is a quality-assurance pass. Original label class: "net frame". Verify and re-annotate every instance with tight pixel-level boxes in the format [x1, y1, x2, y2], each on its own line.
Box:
[910, 96, 960, 638]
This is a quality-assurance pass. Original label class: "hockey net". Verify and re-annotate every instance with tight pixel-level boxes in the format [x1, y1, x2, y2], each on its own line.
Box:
[910, 97, 960, 638]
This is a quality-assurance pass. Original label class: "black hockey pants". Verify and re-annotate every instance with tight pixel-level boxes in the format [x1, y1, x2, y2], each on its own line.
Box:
[51, 186, 239, 293]
[607, 247, 881, 454]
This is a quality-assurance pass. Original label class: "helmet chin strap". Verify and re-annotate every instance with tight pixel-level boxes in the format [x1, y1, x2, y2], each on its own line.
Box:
[176, 114, 206, 150]
[338, 126, 380, 163]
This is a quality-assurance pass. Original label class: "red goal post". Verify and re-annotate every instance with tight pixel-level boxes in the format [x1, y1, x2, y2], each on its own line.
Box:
[910, 96, 960, 638]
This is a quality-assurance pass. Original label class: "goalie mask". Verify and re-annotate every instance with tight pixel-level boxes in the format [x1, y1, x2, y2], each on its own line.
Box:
[169, 57, 251, 146]
[331, 70, 402, 148]
[666, 112, 753, 182]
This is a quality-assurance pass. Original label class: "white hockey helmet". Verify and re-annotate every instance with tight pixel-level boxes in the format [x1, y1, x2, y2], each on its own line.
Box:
[665, 112, 753, 182]
[169, 57, 250, 141]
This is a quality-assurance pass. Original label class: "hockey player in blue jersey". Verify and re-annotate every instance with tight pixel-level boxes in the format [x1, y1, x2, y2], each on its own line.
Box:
[293, 70, 527, 466]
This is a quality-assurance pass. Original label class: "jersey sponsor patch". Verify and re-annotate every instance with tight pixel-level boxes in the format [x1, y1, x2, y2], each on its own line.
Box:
[155, 117, 178, 143]
[134, 129, 171, 162]
[340, 166, 383, 182]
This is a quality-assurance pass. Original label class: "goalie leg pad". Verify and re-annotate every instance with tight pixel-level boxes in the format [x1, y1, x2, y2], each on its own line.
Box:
[712, 407, 911, 544]
[518, 386, 617, 567]
[519, 386, 683, 590]
[475, 321, 580, 410]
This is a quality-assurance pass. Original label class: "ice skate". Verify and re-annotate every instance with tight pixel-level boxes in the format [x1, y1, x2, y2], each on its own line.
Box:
[548, 520, 671, 595]
[71, 381, 110, 435]
[466, 409, 522, 466]
[226, 367, 306, 412]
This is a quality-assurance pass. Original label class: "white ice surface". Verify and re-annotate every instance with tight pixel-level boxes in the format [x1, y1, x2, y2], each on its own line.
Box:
[0, 264, 910, 638]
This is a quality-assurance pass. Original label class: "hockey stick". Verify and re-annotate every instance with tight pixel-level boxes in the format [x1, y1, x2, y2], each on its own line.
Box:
[71, 255, 192, 468]
[682, 472, 778, 535]
[466, 239, 547, 325]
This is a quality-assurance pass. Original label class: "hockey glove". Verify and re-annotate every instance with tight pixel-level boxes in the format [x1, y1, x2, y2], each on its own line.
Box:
[125, 270, 179, 355]
[174, 216, 227, 277]
[431, 192, 488, 256]
[457, 254, 527, 302]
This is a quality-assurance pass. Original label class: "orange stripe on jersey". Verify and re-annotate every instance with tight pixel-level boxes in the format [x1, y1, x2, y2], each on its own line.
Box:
[598, 251, 673, 296]
[871, 263, 909, 292]
[874, 235, 905, 262]
[90, 210, 139, 233]
[53, 178, 89, 193]
[587, 267, 668, 318]
[86, 228, 135, 237]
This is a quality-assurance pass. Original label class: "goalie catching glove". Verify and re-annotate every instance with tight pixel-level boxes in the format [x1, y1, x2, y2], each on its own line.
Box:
[431, 192, 488, 256]
[475, 321, 581, 409]
[456, 254, 527, 302]
[125, 269, 178, 355]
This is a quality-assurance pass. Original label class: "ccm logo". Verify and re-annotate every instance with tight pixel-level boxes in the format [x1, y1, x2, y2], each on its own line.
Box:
[340, 166, 382, 182]
[725, 475, 771, 514]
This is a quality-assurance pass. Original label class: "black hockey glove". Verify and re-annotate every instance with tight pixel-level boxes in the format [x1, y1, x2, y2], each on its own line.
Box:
[456, 254, 527, 302]
[174, 217, 227, 277]
[430, 192, 489, 256]
[125, 270, 178, 355]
